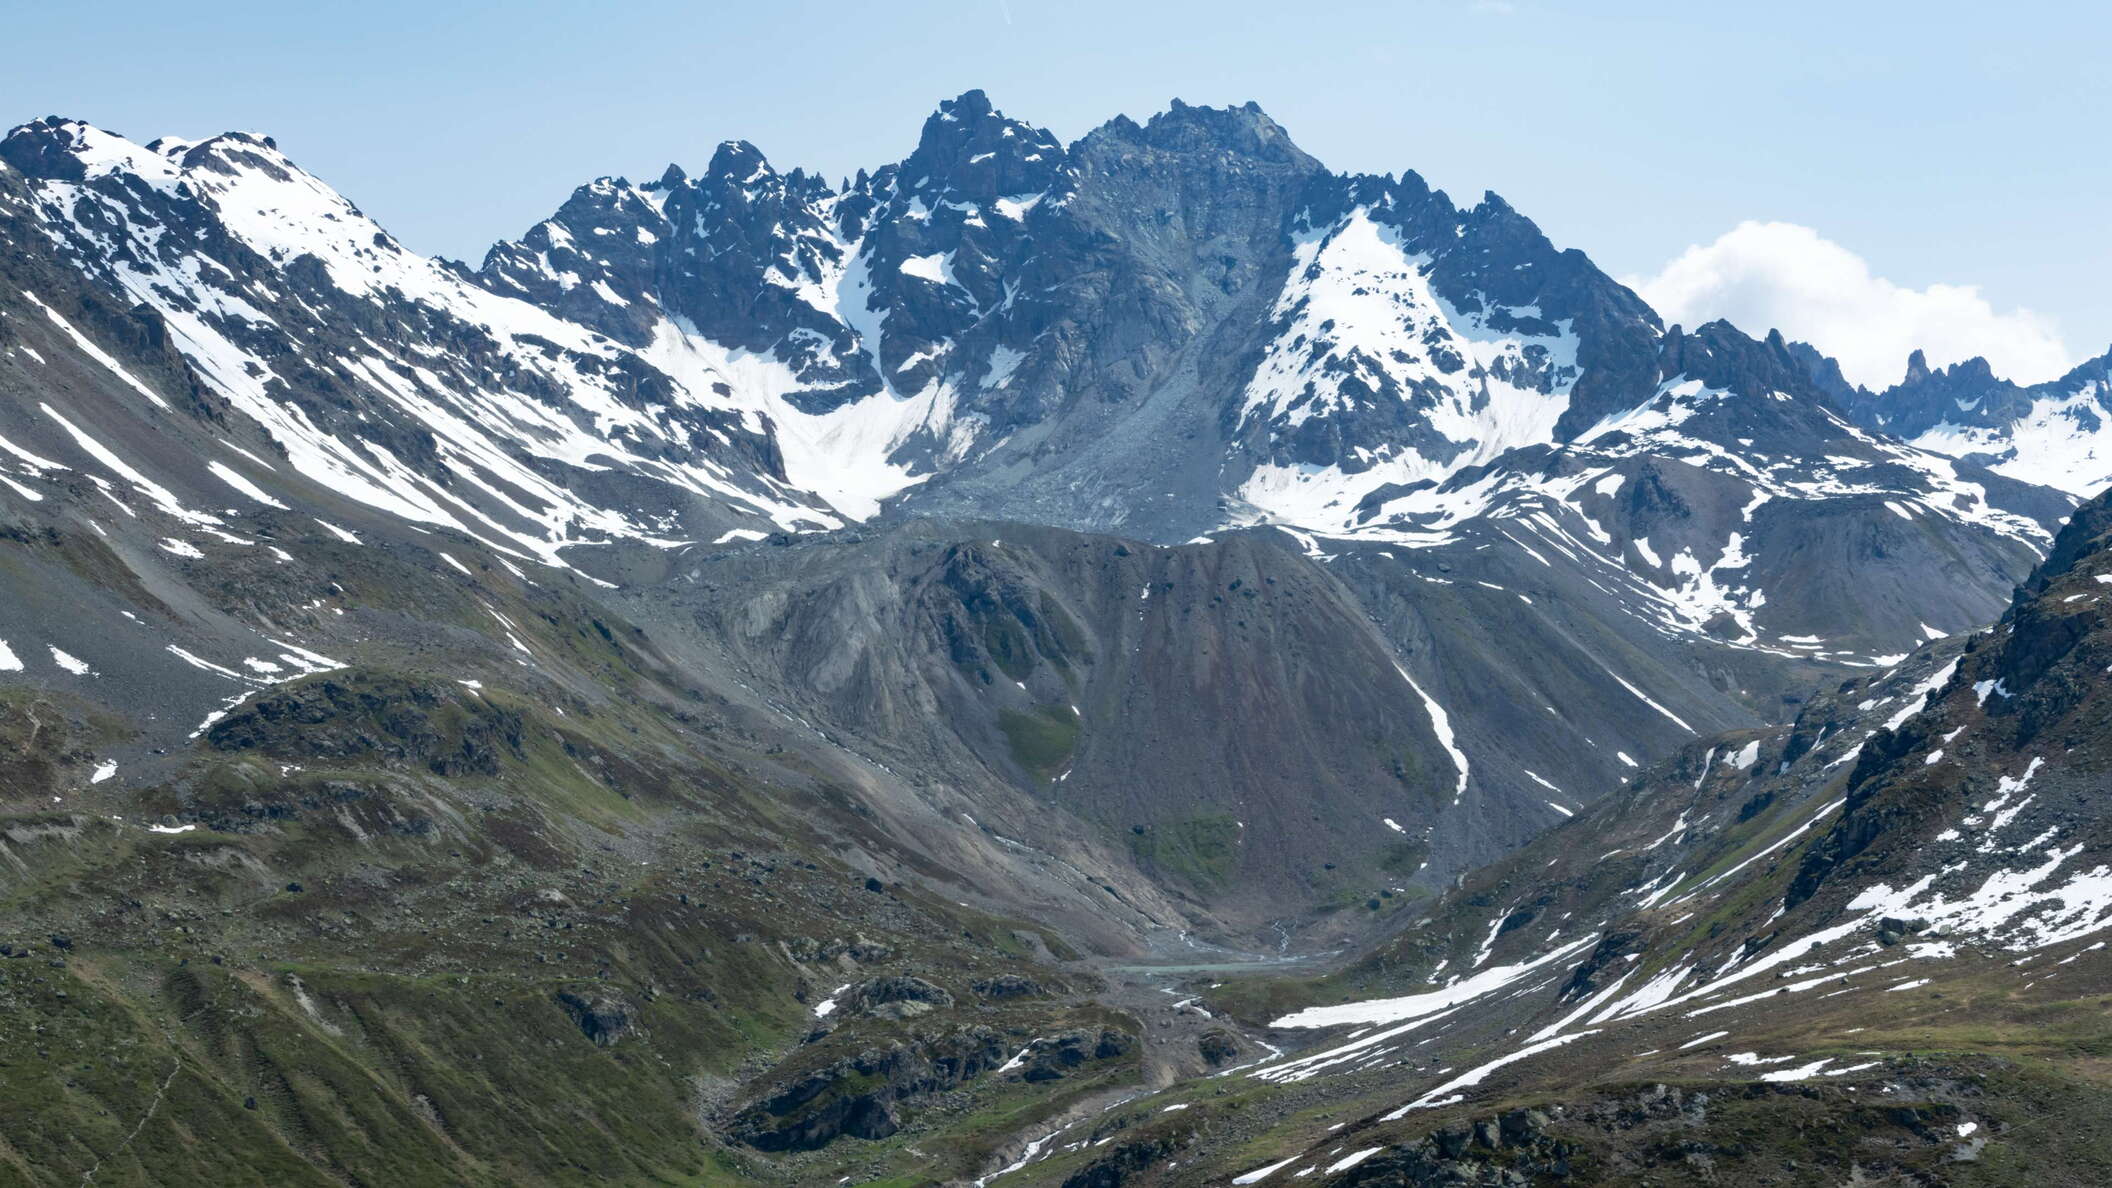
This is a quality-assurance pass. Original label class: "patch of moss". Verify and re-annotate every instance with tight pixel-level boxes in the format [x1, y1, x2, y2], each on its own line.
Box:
[1379, 838, 1431, 875]
[998, 706, 1079, 781]
[1126, 814, 1243, 890]
[1035, 593, 1088, 671]
[981, 613, 1037, 682]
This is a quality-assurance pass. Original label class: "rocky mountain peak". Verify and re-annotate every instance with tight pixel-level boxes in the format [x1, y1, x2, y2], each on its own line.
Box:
[1122, 97, 1319, 168]
[2065, 347, 2112, 384]
[183, 129, 280, 155]
[1784, 338, 1861, 405]
[705, 138, 775, 183]
[1470, 188, 1517, 217]
[1903, 346, 1931, 385]
[928, 86, 999, 127]
[1889, 348, 2013, 391]
[896, 89, 1067, 207]
[2, 116, 143, 181]
[1451, 187, 1570, 269]
[1656, 318, 1819, 398]
[1855, 349, 2030, 435]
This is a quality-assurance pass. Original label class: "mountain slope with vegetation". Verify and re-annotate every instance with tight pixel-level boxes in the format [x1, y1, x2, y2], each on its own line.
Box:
[1019, 488, 2112, 1186]
[0, 90, 2105, 1186]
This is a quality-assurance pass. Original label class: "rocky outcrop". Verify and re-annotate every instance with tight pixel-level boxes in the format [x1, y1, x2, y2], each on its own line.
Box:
[973, 973, 1047, 1000]
[1552, 927, 1645, 1002]
[1331, 1102, 1582, 1186]
[1015, 1028, 1134, 1083]
[1195, 1028, 1240, 1067]
[1336, 1084, 1972, 1186]
[1059, 1130, 1196, 1188]
[840, 975, 954, 1020]
[725, 1026, 1009, 1151]
[555, 991, 635, 1047]
[205, 671, 525, 776]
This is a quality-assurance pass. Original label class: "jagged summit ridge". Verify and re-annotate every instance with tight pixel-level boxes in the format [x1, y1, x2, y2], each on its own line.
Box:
[0, 97, 2074, 663]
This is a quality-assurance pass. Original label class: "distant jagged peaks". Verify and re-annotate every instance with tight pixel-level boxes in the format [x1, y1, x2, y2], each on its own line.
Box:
[1831, 338, 2112, 496]
[1899, 348, 2000, 390]
[0, 94, 2079, 622]
[1, 118, 292, 192]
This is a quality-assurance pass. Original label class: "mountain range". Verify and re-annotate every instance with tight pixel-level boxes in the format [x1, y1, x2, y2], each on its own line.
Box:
[0, 92, 2106, 1185]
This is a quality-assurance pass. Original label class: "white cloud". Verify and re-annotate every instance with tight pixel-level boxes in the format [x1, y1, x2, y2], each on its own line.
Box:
[1625, 221, 2074, 391]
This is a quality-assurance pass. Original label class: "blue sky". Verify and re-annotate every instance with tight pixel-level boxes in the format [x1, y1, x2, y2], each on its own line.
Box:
[9, 0, 2105, 385]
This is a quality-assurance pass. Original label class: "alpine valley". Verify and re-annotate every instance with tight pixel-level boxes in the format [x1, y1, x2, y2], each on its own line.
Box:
[0, 92, 2107, 1186]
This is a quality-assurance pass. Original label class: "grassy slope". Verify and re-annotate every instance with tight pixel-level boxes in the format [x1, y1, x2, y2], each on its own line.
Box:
[0, 517, 1135, 1186]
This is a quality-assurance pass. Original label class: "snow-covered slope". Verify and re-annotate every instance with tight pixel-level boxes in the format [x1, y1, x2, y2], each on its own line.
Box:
[473, 90, 1076, 519]
[1276, 322, 2071, 666]
[1, 117, 842, 569]
[1227, 172, 1658, 527]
